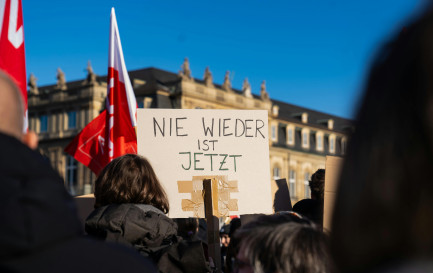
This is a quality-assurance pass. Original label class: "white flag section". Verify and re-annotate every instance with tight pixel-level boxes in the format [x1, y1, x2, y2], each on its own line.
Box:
[108, 8, 136, 128]
[137, 109, 273, 218]
[106, 8, 137, 162]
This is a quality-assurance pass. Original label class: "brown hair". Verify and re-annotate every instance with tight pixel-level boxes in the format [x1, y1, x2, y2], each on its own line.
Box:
[94, 154, 169, 213]
[236, 221, 331, 273]
[309, 169, 325, 200]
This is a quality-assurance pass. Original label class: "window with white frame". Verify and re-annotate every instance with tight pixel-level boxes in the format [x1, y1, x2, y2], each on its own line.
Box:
[289, 170, 296, 198]
[316, 132, 323, 151]
[304, 172, 311, 198]
[302, 129, 309, 148]
[329, 135, 336, 153]
[66, 155, 78, 195]
[273, 166, 281, 180]
[287, 126, 294, 145]
[39, 115, 48, 133]
[271, 125, 277, 142]
[67, 111, 77, 129]
[302, 112, 308, 123]
[272, 105, 279, 116]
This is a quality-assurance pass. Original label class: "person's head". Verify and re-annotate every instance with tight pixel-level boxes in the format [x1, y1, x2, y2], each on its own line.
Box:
[231, 213, 313, 273]
[309, 169, 325, 200]
[331, 6, 433, 273]
[220, 224, 231, 247]
[229, 217, 242, 238]
[235, 222, 331, 273]
[0, 70, 37, 148]
[94, 154, 169, 213]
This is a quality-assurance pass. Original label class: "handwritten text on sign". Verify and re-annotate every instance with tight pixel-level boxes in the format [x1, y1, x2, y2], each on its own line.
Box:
[152, 117, 265, 172]
[137, 109, 272, 218]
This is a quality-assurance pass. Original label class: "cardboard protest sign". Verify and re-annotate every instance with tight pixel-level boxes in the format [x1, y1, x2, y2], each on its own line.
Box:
[323, 156, 343, 231]
[137, 109, 272, 218]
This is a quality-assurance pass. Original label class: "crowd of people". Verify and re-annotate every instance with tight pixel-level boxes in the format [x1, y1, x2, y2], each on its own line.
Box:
[3, 4, 433, 273]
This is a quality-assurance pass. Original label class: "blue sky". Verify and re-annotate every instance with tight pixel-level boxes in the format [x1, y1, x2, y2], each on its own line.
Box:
[23, 0, 427, 119]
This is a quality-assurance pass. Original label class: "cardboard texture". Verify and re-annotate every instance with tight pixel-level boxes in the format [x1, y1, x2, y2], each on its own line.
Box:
[137, 109, 272, 218]
[74, 194, 95, 225]
[178, 175, 238, 218]
[323, 156, 344, 231]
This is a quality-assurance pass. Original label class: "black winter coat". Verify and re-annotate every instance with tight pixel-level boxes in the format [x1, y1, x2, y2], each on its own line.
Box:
[86, 203, 210, 273]
[0, 133, 156, 273]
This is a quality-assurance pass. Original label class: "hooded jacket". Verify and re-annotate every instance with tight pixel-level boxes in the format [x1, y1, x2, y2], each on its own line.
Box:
[86, 203, 210, 273]
[0, 133, 155, 273]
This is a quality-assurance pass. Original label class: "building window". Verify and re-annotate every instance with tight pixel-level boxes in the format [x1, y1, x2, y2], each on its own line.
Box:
[39, 115, 48, 132]
[317, 133, 323, 151]
[304, 172, 310, 198]
[329, 135, 336, 153]
[273, 166, 280, 180]
[271, 125, 277, 142]
[341, 138, 347, 155]
[302, 112, 308, 123]
[67, 111, 77, 129]
[289, 170, 296, 198]
[302, 129, 309, 148]
[66, 155, 78, 195]
[272, 105, 279, 116]
[144, 97, 153, 108]
[287, 126, 294, 145]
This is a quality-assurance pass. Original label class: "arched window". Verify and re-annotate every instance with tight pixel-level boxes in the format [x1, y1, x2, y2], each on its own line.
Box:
[289, 170, 296, 198]
[304, 172, 310, 198]
[273, 166, 281, 180]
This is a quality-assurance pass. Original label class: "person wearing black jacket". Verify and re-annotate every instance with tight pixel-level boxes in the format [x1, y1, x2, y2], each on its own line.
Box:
[85, 154, 210, 273]
[0, 71, 156, 273]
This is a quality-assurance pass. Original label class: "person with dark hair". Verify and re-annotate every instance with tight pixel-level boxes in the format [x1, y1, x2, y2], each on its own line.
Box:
[331, 5, 433, 273]
[92, 154, 169, 212]
[0, 71, 156, 273]
[293, 169, 325, 226]
[233, 214, 331, 273]
[225, 212, 311, 273]
[85, 154, 210, 273]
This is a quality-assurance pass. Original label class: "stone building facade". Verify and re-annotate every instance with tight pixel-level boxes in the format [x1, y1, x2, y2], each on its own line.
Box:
[28, 60, 352, 203]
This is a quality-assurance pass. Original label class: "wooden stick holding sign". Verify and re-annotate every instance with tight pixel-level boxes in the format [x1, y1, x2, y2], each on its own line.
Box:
[203, 178, 222, 273]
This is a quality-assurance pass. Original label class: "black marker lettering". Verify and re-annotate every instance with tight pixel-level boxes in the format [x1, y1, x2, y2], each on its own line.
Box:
[256, 119, 265, 138]
[176, 117, 188, 137]
[153, 117, 165, 137]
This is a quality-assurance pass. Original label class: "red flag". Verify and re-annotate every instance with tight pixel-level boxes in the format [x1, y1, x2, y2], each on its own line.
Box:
[0, 0, 27, 130]
[65, 8, 137, 175]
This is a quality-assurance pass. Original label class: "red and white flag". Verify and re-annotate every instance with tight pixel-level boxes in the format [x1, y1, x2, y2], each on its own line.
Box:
[0, 0, 27, 130]
[65, 8, 137, 174]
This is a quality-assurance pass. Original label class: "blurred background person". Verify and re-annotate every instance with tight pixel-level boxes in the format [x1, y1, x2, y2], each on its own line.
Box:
[233, 214, 331, 273]
[331, 5, 433, 273]
[0, 71, 156, 273]
[293, 169, 325, 226]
